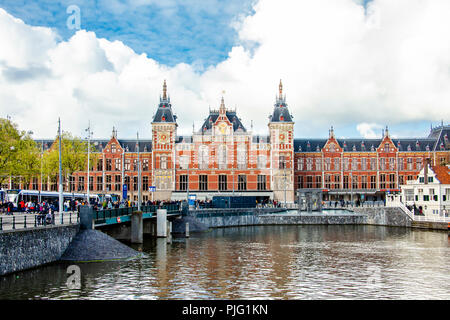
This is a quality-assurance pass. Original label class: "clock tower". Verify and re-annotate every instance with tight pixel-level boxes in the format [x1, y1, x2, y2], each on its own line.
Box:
[152, 80, 177, 200]
[269, 80, 295, 204]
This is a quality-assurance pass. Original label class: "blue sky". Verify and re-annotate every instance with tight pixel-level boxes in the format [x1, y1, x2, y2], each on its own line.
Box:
[0, 0, 447, 140]
[0, 0, 255, 68]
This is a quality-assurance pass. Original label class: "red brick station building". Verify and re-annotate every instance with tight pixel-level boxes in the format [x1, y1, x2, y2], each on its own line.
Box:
[23, 81, 450, 204]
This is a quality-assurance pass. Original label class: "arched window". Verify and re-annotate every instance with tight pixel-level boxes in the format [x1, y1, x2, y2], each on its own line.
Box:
[218, 145, 227, 169]
[198, 145, 209, 170]
[160, 156, 167, 170]
[237, 145, 247, 169]
[258, 155, 267, 169]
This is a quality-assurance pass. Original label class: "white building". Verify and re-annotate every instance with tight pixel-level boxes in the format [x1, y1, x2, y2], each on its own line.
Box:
[387, 163, 450, 218]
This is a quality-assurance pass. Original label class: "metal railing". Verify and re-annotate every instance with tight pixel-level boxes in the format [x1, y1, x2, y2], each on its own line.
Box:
[0, 211, 80, 232]
[395, 201, 415, 221]
[322, 201, 385, 209]
[413, 215, 450, 223]
[94, 204, 181, 224]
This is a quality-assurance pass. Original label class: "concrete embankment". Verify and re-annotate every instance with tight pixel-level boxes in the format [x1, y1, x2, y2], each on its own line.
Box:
[173, 207, 442, 233]
[60, 229, 141, 262]
[351, 207, 413, 227]
[173, 208, 367, 233]
[0, 224, 79, 276]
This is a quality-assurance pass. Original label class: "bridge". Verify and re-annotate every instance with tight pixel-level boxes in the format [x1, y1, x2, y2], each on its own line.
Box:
[93, 204, 182, 227]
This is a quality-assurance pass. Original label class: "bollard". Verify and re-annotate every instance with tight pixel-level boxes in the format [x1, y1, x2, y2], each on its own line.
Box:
[79, 206, 94, 230]
[0, 217, 2, 231]
[12, 216, 15, 230]
[186, 222, 190, 238]
[131, 211, 143, 244]
[166, 221, 172, 243]
[24, 216, 27, 229]
[34, 215, 37, 227]
[157, 209, 167, 237]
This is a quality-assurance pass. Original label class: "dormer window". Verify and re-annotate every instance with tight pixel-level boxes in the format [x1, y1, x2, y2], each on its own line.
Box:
[111, 143, 116, 153]
[407, 145, 411, 151]
[162, 116, 166, 121]
[280, 115, 284, 121]
[385, 143, 390, 152]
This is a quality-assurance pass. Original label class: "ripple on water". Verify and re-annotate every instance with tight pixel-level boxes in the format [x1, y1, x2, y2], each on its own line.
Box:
[0, 225, 449, 299]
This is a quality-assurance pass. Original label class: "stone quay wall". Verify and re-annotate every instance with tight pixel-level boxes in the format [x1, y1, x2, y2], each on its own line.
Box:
[174, 207, 417, 233]
[173, 208, 367, 232]
[0, 224, 79, 276]
[351, 207, 413, 227]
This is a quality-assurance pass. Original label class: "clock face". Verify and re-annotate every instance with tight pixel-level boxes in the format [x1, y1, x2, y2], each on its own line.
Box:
[218, 122, 227, 135]
[158, 132, 169, 144]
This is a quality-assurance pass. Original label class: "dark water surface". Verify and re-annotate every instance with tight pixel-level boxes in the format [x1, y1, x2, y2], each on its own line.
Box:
[1, 225, 449, 299]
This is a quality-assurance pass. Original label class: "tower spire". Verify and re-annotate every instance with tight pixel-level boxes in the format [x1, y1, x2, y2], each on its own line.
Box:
[220, 91, 226, 114]
[279, 79, 283, 100]
[163, 79, 167, 100]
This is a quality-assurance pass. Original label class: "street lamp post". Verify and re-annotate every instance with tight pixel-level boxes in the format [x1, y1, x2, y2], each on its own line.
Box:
[58, 118, 63, 222]
[85, 121, 92, 207]
[284, 159, 287, 209]
[137, 132, 141, 211]
[39, 140, 43, 203]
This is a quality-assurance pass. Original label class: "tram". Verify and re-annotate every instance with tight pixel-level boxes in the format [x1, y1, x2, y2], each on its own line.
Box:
[5, 189, 96, 209]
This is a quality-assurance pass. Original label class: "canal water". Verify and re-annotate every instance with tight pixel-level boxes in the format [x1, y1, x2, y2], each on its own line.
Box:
[0, 225, 449, 299]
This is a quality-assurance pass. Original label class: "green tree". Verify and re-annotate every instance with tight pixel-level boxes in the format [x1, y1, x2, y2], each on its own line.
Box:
[42, 132, 98, 189]
[0, 118, 41, 187]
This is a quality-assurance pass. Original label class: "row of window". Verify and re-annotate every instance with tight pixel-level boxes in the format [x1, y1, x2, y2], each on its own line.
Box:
[178, 154, 292, 170]
[179, 175, 267, 191]
[296, 157, 426, 171]
[95, 158, 151, 172]
[297, 174, 416, 189]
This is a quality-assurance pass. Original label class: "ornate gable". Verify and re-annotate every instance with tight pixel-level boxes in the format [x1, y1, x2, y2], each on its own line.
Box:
[104, 127, 123, 154]
[376, 127, 397, 153]
[322, 126, 342, 153]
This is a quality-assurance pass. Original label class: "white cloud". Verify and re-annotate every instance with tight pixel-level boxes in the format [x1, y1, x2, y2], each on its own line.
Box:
[356, 122, 383, 139]
[1, 0, 450, 140]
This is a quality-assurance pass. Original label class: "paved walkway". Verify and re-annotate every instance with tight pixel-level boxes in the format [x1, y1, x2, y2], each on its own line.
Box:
[0, 211, 79, 231]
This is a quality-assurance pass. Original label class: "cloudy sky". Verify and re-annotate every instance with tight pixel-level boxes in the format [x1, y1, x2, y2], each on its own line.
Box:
[0, 0, 449, 140]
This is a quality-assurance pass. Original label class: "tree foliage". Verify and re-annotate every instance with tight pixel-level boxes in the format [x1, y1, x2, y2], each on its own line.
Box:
[42, 132, 98, 178]
[0, 118, 41, 185]
[0, 118, 98, 189]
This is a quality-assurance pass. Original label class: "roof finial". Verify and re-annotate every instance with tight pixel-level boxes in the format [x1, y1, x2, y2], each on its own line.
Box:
[163, 79, 167, 100]
[330, 125, 334, 138]
[385, 125, 389, 137]
[279, 79, 283, 100]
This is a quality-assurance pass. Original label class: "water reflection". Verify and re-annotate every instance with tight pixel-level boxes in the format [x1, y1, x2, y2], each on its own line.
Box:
[0, 225, 449, 299]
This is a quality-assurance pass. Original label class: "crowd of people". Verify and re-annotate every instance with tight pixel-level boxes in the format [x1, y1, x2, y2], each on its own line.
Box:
[0, 200, 59, 225]
[93, 199, 182, 211]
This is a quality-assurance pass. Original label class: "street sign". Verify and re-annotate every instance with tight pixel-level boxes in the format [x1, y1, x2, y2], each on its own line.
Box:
[149, 186, 156, 192]
[123, 184, 127, 201]
[188, 194, 196, 206]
